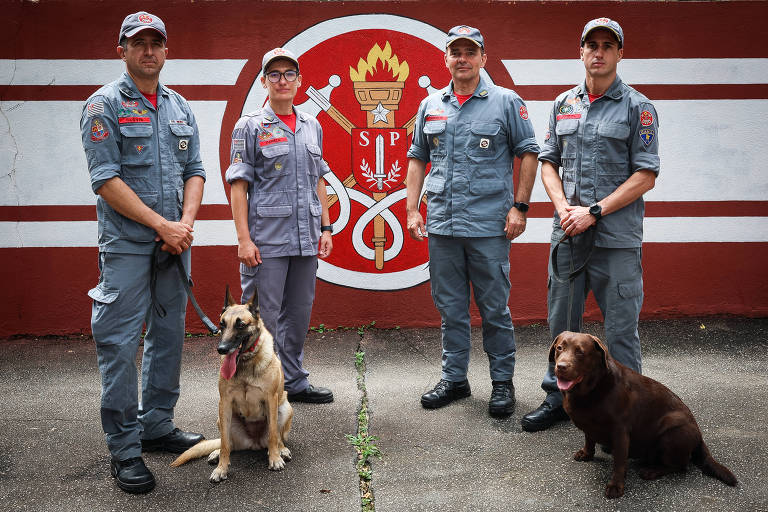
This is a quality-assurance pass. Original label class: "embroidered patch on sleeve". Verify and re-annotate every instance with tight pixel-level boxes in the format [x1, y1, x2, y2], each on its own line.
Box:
[639, 128, 655, 147]
[640, 110, 654, 126]
[232, 138, 246, 151]
[519, 105, 529, 120]
[86, 101, 104, 118]
[90, 118, 110, 142]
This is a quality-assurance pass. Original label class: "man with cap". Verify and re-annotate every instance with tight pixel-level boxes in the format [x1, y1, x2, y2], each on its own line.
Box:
[225, 48, 334, 405]
[80, 11, 206, 493]
[521, 17, 660, 432]
[406, 26, 539, 417]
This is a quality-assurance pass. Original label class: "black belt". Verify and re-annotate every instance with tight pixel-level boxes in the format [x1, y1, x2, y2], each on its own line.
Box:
[150, 241, 220, 335]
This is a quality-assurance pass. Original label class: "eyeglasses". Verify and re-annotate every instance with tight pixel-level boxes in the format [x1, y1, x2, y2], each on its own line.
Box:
[265, 70, 299, 83]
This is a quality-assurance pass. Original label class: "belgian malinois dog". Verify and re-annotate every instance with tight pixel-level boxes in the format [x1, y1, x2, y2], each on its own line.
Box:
[171, 286, 293, 482]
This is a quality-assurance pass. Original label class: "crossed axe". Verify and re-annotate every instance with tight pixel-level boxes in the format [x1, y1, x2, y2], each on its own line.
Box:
[298, 74, 437, 269]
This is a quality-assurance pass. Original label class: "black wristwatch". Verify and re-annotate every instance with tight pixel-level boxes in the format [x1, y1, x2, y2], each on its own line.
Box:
[513, 202, 529, 213]
[321, 225, 333, 233]
[589, 203, 603, 221]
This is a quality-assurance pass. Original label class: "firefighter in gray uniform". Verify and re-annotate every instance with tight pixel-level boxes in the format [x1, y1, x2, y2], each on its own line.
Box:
[80, 12, 205, 493]
[521, 18, 660, 432]
[226, 48, 334, 404]
[406, 26, 539, 417]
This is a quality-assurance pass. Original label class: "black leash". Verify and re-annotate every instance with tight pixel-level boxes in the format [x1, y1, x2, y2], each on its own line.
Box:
[549, 225, 598, 284]
[151, 241, 220, 335]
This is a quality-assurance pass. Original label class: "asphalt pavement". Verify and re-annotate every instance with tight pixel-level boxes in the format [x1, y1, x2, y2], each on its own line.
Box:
[0, 318, 766, 512]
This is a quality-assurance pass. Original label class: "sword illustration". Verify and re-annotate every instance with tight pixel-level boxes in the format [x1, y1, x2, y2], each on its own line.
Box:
[374, 134, 385, 191]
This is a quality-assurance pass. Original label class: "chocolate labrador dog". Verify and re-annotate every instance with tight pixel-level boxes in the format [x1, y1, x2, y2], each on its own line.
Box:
[551, 331, 737, 499]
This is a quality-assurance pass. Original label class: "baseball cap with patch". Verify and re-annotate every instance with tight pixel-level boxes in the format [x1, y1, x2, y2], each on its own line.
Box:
[262, 48, 300, 73]
[581, 17, 624, 48]
[119, 11, 167, 43]
[446, 25, 484, 49]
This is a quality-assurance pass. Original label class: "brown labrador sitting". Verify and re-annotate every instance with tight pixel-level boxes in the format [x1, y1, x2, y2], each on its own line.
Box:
[551, 331, 737, 499]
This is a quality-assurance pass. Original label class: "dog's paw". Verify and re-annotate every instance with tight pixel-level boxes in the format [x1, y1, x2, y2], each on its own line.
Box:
[604, 481, 624, 499]
[638, 467, 664, 480]
[207, 449, 220, 465]
[209, 466, 228, 483]
[573, 448, 594, 461]
[280, 447, 292, 461]
[268, 457, 286, 471]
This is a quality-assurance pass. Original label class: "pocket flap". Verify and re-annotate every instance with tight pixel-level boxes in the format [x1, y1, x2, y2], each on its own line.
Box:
[136, 191, 159, 208]
[470, 179, 504, 195]
[425, 176, 445, 193]
[555, 119, 578, 136]
[423, 121, 446, 134]
[598, 122, 630, 139]
[310, 201, 322, 216]
[88, 284, 118, 304]
[306, 143, 322, 156]
[618, 281, 643, 298]
[262, 144, 290, 158]
[470, 121, 501, 136]
[257, 204, 292, 217]
[120, 125, 153, 137]
[169, 123, 194, 136]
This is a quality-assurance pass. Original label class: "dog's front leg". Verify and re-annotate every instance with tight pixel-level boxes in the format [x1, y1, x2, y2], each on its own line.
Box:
[605, 430, 629, 499]
[574, 433, 595, 461]
[266, 394, 285, 471]
[210, 399, 233, 483]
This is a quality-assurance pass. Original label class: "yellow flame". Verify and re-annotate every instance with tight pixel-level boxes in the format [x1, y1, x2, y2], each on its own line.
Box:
[349, 42, 409, 82]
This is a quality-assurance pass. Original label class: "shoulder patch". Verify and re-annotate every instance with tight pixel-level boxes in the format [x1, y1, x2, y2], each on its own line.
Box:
[640, 110, 654, 127]
[86, 101, 104, 118]
[232, 138, 246, 151]
[90, 118, 110, 142]
[519, 105, 529, 120]
[639, 128, 655, 147]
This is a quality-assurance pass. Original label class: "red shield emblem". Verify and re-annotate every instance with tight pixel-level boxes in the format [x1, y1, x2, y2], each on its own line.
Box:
[352, 128, 407, 193]
[230, 16, 479, 289]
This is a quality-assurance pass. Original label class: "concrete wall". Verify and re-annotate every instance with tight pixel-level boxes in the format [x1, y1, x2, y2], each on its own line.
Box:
[1, 1, 767, 336]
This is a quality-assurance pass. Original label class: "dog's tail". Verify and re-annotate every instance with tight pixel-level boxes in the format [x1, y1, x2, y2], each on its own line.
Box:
[693, 440, 737, 486]
[170, 439, 221, 467]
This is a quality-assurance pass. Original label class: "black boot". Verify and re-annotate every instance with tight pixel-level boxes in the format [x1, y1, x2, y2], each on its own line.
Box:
[488, 380, 515, 417]
[420, 379, 471, 409]
[521, 401, 569, 432]
[141, 428, 205, 453]
[110, 457, 155, 494]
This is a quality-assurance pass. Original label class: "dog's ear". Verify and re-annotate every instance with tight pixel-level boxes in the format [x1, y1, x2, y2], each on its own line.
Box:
[589, 334, 610, 369]
[548, 332, 566, 362]
[224, 284, 236, 312]
[245, 286, 259, 318]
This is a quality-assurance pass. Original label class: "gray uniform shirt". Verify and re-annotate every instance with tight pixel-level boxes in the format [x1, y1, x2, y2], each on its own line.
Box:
[80, 72, 206, 254]
[538, 76, 660, 248]
[225, 105, 328, 260]
[407, 75, 539, 237]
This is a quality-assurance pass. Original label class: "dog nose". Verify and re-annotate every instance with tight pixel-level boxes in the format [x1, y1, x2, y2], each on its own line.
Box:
[556, 362, 568, 372]
[217, 340, 231, 355]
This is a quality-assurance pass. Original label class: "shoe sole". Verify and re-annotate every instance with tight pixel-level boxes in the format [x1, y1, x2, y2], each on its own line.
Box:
[287, 395, 334, 404]
[111, 467, 156, 494]
[520, 416, 568, 432]
[488, 403, 515, 417]
[420, 390, 471, 409]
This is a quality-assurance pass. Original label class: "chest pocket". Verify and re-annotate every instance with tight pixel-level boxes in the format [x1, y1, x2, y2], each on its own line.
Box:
[169, 123, 194, 165]
[306, 143, 322, 177]
[261, 143, 290, 177]
[467, 122, 502, 162]
[555, 120, 579, 158]
[423, 121, 446, 158]
[597, 122, 630, 165]
[119, 124, 153, 168]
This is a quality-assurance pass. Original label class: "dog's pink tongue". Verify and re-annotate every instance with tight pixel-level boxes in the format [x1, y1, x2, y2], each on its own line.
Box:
[220, 352, 238, 380]
[557, 378, 575, 392]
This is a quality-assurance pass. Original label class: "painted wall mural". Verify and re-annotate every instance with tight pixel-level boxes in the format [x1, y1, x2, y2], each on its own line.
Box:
[1, 2, 767, 336]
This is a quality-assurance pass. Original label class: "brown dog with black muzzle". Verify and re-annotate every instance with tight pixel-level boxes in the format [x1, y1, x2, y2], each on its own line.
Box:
[171, 286, 293, 482]
[550, 331, 737, 499]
